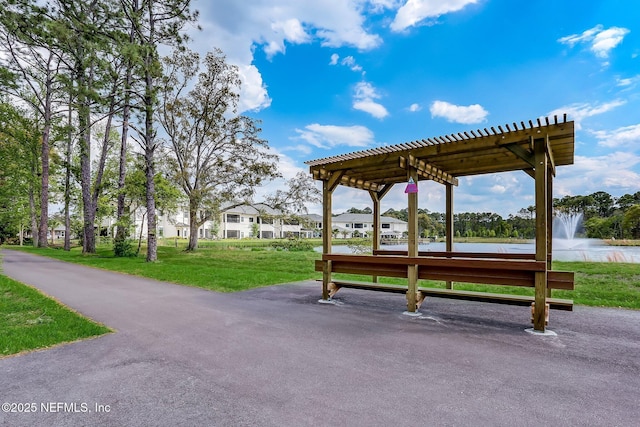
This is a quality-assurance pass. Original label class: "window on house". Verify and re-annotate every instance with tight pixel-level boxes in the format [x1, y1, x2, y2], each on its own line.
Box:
[354, 223, 364, 229]
[249, 217, 254, 223]
[226, 214, 240, 223]
[382, 223, 391, 229]
[226, 230, 240, 238]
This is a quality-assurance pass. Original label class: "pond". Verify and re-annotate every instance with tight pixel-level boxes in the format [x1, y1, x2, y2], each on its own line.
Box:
[318, 239, 640, 263]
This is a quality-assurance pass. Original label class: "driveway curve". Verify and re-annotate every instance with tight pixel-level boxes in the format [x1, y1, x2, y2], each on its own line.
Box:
[1, 249, 639, 426]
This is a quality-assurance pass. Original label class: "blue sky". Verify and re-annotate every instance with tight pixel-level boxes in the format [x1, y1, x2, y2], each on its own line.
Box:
[190, 0, 640, 217]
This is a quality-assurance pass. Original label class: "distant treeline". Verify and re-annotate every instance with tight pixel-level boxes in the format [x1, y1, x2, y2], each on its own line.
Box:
[344, 191, 640, 239]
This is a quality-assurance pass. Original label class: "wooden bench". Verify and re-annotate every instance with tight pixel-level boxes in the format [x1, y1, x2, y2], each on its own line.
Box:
[315, 253, 574, 311]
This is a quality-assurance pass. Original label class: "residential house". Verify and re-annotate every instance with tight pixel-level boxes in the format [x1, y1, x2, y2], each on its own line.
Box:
[330, 213, 407, 239]
[130, 207, 407, 241]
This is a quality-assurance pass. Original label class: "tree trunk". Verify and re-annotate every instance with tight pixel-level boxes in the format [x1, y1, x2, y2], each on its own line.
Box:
[145, 148, 157, 261]
[187, 199, 199, 251]
[64, 96, 72, 251]
[115, 71, 132, 244]
[38, 119, 50, 247]
[116, 17, 136, 245]
[143, 11, 157, 262]
[137, 211, 146, 255]
[28, 179, 38, 247]
[79, 95, 95, 253]
[37, 63, 54, 248]
[78, 56, 97, 254]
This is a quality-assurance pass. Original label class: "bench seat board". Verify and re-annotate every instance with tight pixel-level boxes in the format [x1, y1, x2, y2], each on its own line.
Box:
[314, 258, 574, 290]
[325, 279, 573, 311]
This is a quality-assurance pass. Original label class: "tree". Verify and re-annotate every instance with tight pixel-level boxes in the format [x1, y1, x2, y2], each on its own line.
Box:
[126, 0, 197, 261]
[617, 192, 640, 212]
[622, 205, 640, 239]
[0, 100, 42, 245]
[159, 48, 279, 251]
[346, 207, 372, 214]
[0, 0, 67, 247]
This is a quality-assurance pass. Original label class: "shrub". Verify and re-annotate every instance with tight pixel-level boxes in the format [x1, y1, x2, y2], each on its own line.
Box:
[114, 238, 137, 257]
[269, 239, 314, 252]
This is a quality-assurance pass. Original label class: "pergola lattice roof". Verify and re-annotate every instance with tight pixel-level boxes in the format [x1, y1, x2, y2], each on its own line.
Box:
[306, 115, 574, 191]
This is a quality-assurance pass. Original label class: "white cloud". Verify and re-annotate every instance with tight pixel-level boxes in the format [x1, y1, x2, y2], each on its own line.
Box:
[353, 82, 389, 119]
[558, 25, 630, 59]
[341, 56, 363, 72]
[548, 100, 626, 130]
[191, 0, 384, 112]
[236, 64, 272, 112]
[429, 100, 488, 124]
[408, 103, 421, 112]
[295, 123, 375, 149]
[490, 185, 506, 194]
[592, 124, 640, 149]
[263, 19, 311, 57]
[329, 54, 364, 73]
[391, 0, 479, 32]
[280, 143, 313, 156]
[616, 74, 640, 87]
[555, 152, 640, 197]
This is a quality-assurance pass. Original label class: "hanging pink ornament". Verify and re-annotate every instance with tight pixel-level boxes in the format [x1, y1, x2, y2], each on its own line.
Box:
[405, 177, 418, 194]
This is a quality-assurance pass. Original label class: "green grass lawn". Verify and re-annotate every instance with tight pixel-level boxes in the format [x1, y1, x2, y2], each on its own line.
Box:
[0, 274, 111, 357]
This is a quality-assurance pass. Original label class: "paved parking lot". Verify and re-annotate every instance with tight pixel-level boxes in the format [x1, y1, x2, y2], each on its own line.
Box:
[1, 249, 639, 426]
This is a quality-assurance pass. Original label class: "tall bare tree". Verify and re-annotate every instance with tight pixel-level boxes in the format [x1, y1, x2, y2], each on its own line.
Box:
[159, 48, 279, 251]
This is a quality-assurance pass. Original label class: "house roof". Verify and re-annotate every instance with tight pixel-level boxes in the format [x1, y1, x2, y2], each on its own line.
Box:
[303, 213, 323, 222]
[306, 115, 574, 191]
[222, 203, 281, 216]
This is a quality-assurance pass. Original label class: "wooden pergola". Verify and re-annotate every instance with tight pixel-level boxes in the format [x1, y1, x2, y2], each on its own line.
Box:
[306, 115, 575, 332]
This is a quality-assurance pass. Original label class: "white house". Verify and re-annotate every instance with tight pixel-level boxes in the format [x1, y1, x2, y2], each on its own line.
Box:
[330, 213, 407, 239]
[134, 203, 305, 240]
[129, 207, 407, 241]
[219, 204, 302, 239]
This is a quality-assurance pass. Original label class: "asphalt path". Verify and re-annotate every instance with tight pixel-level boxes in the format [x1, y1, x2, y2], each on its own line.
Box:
[1, 249, 639, 426]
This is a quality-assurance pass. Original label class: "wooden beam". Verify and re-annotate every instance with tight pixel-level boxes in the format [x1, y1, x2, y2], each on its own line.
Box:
[503, 143, 535, 168]
[533, 138, 548, 331]
[312, 168, 380, 192]
[399, 155, 459, 186]
[327, 170, 345, 192]
[545, 133, 557, 177]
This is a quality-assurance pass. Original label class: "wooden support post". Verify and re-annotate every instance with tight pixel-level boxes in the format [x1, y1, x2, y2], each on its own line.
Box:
[533, 139, 548, 331]
[446, 183, 454, 289]
[371, 193, 380, 283]
[321, 172, 343, 300]
[369, 185, 393, 284]
[546, 168, 554, 297]
[406, 168, 419, 312]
